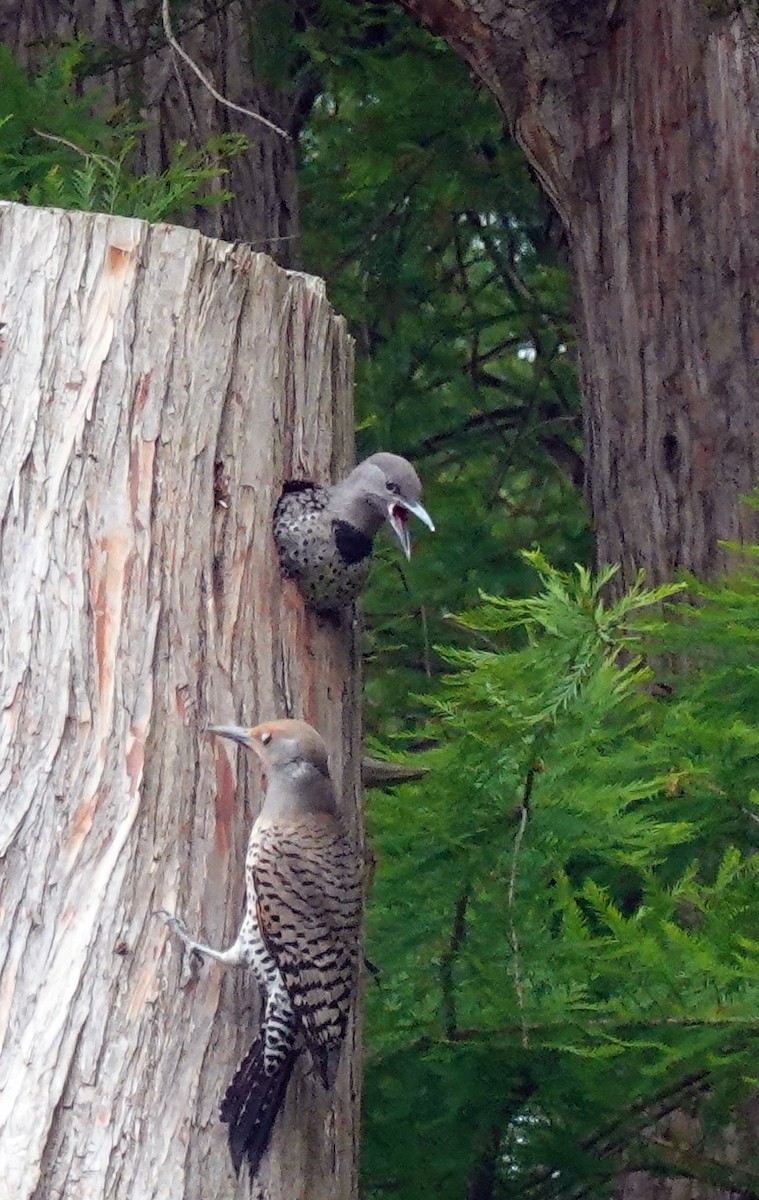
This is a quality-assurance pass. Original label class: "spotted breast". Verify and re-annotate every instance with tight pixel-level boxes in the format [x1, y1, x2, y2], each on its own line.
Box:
[273, 481, 371, 611]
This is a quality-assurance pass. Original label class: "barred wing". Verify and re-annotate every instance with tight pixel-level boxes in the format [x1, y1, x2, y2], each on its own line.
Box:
[253, 814, 363, 1083]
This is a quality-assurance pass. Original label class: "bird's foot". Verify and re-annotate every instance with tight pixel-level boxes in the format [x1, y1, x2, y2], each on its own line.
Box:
[155, 909, 206, 967]
[155, 908, 189, 938]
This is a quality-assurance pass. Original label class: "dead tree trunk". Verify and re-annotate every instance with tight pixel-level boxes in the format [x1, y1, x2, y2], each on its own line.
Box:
[398, 0, 759, 589]
[0, 201, 359, 1200]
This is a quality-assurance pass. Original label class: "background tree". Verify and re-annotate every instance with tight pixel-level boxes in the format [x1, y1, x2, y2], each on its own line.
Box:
[391, 0, 759, 589]
[293, 9, 759, 1196]
[0, 0, 313, 259]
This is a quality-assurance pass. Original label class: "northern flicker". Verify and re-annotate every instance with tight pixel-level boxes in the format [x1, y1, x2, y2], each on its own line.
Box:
[159, 719, 363, 1175]
[273, 451, 434, 611]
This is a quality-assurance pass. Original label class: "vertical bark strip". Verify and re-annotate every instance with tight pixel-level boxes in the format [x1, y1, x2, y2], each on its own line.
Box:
[0, 201, 359, 1200]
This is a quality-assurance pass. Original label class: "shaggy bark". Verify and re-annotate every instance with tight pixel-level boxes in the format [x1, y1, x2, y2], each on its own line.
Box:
[0, 0, 311, 259]
[0, 201, 359, 1200]
[399, 0, 759, 588]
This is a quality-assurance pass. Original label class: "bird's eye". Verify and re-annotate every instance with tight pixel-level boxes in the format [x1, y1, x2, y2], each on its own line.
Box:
[386, 480, 400, 494]
[260, 731, 272, 745]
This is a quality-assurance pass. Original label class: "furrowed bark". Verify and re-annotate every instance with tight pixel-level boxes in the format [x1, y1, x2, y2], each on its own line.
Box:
[0, 200, 360, 1200]
[399, 0, 759, 588]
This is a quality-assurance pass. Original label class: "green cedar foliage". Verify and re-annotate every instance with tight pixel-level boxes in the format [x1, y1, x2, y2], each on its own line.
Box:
[0, 42, 247, 221]
[363, 552, 759, 1199]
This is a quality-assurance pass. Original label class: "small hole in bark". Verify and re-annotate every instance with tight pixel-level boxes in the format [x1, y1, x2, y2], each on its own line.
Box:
[662, 433, 679, 474]
[213, 459, 230, 510]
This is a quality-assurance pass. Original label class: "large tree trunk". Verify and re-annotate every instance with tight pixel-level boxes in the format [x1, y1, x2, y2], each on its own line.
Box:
[0, 0, 311, 259]
[0, 200, 359, 1200]
[398, 0, 759, 588]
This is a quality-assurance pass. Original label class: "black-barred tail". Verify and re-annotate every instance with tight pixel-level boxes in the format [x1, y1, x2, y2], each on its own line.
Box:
[220, 1036, 298, 1176]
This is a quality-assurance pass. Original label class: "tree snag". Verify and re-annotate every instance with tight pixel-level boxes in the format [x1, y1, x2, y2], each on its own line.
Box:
[0, 200, 360, 1200]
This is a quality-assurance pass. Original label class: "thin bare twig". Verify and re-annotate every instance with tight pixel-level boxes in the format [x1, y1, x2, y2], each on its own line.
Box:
[161, 0, 290, 141]
[419, 605, 432, 679]
[169, 44, 200, 142]
[33, 128, 111, 164]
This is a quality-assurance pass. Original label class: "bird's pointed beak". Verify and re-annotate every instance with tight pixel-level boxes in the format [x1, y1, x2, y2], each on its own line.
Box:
[387, 499, 435, 560]
[402, 498, 435, 532]
[207, 724, 259, 753]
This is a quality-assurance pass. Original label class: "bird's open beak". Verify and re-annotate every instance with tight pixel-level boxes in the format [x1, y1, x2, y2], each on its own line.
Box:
[387, 499, 435, 560]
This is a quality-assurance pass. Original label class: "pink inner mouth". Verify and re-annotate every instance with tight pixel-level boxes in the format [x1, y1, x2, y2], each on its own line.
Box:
[391, 504, 408, 527]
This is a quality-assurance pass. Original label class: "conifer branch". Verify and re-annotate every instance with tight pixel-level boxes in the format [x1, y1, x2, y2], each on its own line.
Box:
[448, 1016, 759, 1041]
[516, 1071, 710, 1200]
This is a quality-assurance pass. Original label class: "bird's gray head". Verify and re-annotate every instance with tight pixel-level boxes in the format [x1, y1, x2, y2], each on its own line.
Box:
[334, 452, 434, 559]
[207, 718, 331, 778]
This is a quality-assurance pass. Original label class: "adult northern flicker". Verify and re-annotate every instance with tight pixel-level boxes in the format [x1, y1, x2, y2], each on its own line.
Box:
[273, 451, 434, 611]
[159, 719, 363, 1175]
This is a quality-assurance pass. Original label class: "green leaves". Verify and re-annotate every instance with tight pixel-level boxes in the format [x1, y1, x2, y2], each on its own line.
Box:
[0, 42, 248, 221]
[364, 552, 759, 1197]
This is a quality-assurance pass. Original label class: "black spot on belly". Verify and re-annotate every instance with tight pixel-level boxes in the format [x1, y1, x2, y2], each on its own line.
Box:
[334, 520, 372, 565]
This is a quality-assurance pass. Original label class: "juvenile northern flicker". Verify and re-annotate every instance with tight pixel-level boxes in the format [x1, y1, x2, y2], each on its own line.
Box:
[159, 719, 363, 1175]
[273, 451, 434, 611]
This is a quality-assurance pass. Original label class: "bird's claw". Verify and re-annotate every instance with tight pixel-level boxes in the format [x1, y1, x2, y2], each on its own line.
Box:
[155, 909, 206, 974]
[155, 908, 188, 936]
